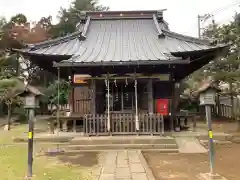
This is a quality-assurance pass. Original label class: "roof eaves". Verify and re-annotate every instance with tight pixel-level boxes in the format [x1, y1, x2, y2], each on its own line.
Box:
[194, 80, 221, 96]
[162, 29, 211, 46]
[152, 14, 165, 38]
[29, 31, 81, 50]
[11, 48, 30, 54]
[162, 20, 169, 26]
[25, 84, 44, 96]
[53, 58, 190, 68]
[11, 48, 72, 58]
[171, 44, 228, 56]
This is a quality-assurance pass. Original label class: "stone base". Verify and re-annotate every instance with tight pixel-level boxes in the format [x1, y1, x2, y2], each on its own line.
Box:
[3, 125, 9, 131]
[197, 173, 228, 180]
[54, 129, 61, 134]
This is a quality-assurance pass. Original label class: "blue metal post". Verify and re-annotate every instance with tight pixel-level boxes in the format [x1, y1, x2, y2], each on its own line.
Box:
[205, 105, 214, 174]
[28, 109, 34, 177]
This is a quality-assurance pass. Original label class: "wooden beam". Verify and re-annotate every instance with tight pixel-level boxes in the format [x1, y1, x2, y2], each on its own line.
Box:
[72, 74, 170, 81]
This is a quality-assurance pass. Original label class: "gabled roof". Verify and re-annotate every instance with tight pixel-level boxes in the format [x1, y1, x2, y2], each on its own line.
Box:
[192, 78, 221, 98]
[0, 78, 43, 98]
[15, 10, 226, 67]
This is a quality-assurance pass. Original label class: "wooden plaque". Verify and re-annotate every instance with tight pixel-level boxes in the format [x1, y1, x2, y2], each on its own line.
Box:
[73, 74, 91, 84]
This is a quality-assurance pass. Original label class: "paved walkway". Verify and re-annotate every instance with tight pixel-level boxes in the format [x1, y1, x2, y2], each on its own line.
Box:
[175, 137, 207, 153]
[97, 150, 150, 180]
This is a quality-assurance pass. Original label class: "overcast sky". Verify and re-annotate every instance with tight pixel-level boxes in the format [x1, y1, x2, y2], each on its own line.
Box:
[0, 0, 239, 37]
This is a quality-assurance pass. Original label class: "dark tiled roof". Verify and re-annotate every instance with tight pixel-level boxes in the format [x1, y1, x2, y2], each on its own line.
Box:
[16, 10, 224, 65]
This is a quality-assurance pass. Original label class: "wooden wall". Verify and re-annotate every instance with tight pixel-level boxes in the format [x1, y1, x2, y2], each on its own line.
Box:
[72, 85, 92, 115]
[70, 80, 174, 115]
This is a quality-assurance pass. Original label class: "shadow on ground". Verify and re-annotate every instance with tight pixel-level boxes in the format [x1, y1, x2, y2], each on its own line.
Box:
[45, 151, 99, 167]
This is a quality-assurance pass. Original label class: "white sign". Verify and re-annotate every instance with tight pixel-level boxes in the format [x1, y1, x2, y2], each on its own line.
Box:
[25, 96, 35, 107]
[200, 92, 215, 105]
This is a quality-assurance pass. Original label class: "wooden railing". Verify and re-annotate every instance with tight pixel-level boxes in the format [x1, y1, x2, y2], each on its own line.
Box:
[83, 113, 164, 136]
[211, 104, 233, 119]
[84, 114, 108, 135]
[219, 104, 233, 118]
[139, 114, 164, 135]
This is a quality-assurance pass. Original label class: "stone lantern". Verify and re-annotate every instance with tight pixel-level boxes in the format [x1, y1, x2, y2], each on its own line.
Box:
[18, 83, 43, 178]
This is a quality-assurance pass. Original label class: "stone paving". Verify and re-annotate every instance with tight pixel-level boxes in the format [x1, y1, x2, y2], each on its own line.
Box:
[96, 150, 150, 180]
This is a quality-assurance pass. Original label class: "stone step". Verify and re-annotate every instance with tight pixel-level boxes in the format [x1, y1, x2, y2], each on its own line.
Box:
[142, 149, 179, 153]
[13, 136, 73, 143]
[52, 148, 178, 154]
[71, 137, 176, 145]
[64, 143, 178, 151]
[44, 149, 178, 155]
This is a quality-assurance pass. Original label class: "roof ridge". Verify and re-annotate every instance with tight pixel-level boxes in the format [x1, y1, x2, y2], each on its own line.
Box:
[152, 14, 165, 38]
[86, 9, 167, 15]
[161, 29, 211, 45]
[87, 9, 166, 20]
[79, 16, 91, 40]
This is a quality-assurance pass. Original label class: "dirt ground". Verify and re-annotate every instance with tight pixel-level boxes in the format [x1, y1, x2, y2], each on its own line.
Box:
[144, 121, 240, 180]
[195, 118, 239, 132]
[144, 143, 240, 180]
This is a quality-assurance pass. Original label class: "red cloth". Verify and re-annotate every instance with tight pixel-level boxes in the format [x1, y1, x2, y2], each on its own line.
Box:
[156, 99, 169, 115]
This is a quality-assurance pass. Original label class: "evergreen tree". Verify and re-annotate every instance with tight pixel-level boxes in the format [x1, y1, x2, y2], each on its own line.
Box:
[188, 13, 240, 123]
[49, 0, 109, 37]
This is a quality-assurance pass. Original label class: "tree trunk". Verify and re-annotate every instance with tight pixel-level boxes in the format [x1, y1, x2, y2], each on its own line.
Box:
[7, 104, 11, 131]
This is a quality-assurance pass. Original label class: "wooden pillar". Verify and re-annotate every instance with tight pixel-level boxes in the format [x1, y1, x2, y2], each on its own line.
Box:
[73, 119, 77, 132]
[69, 71, 75, 114]
[107, 76, 111, 132]
[148, 79, 153, 114]
[91, 79, 96, 114]
[57, 67, 61, 131]
[71, 87, 75, 113]
[121, 84, 124, 112]
[134, 76, 139, 131]
[170, 65, 176, 132]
